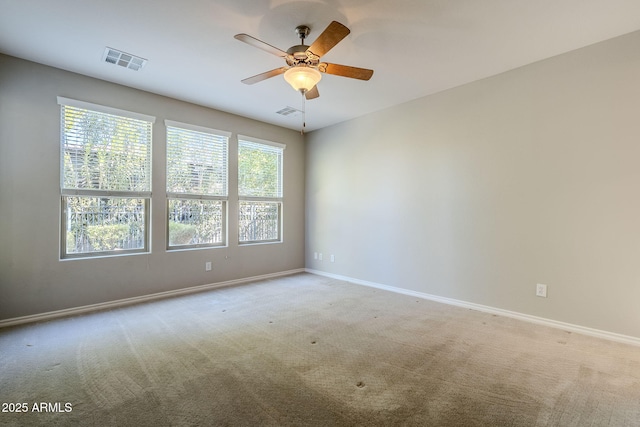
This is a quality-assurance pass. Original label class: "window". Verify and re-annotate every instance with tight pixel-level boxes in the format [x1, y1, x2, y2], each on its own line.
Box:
[58, 97, 154, 258]
[238, 136, 285, 243]
[166, 121, 229, 249]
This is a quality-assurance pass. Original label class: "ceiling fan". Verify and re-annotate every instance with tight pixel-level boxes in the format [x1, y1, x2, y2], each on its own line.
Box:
[234, 21, 374, 100]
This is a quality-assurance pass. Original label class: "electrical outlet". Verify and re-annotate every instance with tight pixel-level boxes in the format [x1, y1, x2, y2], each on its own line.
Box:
[314, 252, 318, 260]
[536, 283, 547, 298]
[330, 254, 335, 263]
[205, 262, 212, 271]
[319, 253, 323, 261]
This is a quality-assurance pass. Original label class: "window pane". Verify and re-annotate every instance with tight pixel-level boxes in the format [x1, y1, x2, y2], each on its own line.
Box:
[168, 199, 224, 247]
[166, 126, 227, 196]
[238, 141, 282, 198]
[64, 196, 147, 255]
[61, 105, 151, 192]
[239, 201, 280, 242]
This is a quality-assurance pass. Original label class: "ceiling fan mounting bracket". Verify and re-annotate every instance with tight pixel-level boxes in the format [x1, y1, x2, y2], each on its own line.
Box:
[295, 25, 310, 42]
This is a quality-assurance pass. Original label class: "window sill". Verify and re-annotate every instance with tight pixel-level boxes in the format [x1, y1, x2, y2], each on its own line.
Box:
[238, 240, 283, 247]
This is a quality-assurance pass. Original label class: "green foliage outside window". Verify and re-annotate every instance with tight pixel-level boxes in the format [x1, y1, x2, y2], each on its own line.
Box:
[64, 197, 146, 254]
[86, 224, 130, 251]
[168, 221, 197, 245]
[238, 143, 280, 198]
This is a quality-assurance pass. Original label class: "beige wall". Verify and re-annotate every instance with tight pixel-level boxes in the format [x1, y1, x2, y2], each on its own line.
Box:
[306, 31, 640, 338]
[0, 55, 305, 320]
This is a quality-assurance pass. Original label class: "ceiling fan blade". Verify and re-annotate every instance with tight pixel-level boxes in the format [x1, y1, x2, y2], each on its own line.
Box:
[241, 67, 288, 85]
[234, 33, 288, 58]
[305, 85, 319, 100]
[321, 63, 374, 80]
[307, 21, 350, 58]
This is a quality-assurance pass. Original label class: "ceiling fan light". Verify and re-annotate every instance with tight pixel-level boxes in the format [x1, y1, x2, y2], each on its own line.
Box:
[284, 66, 322, 93]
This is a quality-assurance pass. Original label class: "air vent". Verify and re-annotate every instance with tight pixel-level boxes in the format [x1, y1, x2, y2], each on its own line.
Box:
[103, 47, 147, 71]
[276, 106, 302, 117]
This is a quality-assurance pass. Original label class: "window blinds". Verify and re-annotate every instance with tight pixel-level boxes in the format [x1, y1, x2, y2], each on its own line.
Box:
[60, 103, 152, 193]
[238, 139, 283, 199]
[166, 123, 229, 197]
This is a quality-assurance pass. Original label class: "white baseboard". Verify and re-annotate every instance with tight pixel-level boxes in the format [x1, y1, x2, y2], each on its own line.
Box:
[306, 268, 640, 347]
[0, 268, 306, 328]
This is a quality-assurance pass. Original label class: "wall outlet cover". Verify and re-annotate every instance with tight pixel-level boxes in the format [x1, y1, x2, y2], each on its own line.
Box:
[536, 283, 547, 298]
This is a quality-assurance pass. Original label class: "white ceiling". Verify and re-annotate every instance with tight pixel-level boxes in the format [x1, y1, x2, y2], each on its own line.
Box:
[2, 0, 640, 132]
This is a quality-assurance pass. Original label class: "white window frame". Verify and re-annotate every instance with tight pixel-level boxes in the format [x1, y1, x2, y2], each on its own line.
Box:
[58, 97, 155, 259]
[165, 120, 230, 249]
[237, 135, 285, 244]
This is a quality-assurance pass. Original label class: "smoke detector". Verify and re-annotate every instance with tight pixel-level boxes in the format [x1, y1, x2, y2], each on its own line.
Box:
[103, 47, 147, 71]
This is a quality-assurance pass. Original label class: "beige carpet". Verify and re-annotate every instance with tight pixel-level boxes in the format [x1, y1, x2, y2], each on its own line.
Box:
[1, 273, 639, 426]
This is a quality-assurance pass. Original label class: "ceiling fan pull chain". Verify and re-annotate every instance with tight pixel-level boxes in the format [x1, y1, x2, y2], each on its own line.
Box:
[301, 91, 306, 134]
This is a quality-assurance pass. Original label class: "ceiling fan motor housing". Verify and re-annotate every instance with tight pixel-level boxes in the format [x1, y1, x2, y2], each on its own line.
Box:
[286, 25, 319, 65]
[286, 45, 319, 65]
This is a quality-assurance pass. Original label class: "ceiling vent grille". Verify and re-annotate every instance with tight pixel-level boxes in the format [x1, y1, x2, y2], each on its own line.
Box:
[276, 106, 302, 117]
[103, 47, 147, 71]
